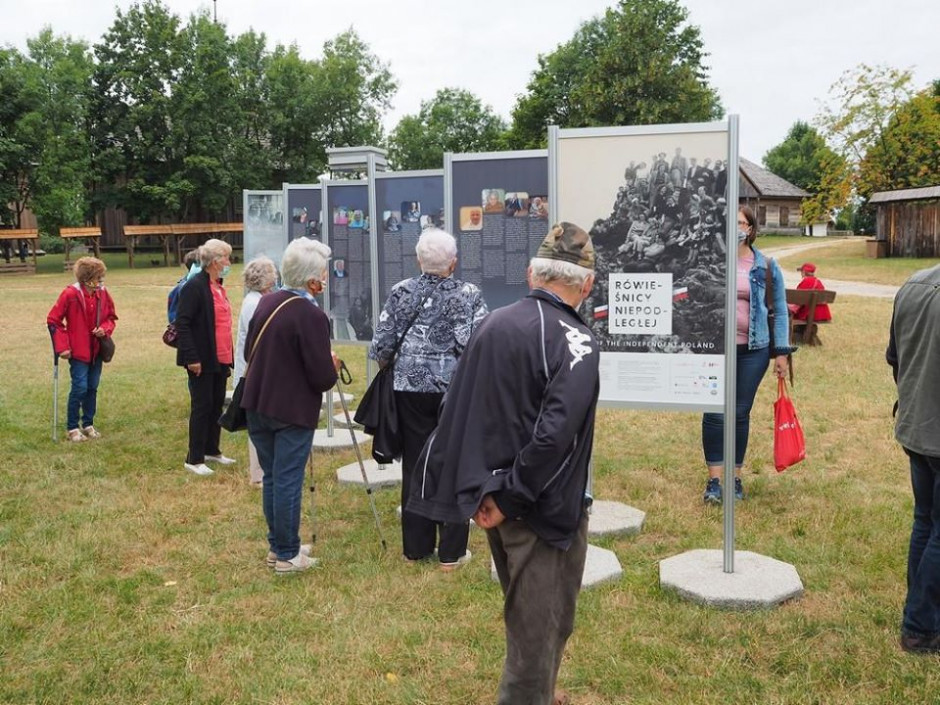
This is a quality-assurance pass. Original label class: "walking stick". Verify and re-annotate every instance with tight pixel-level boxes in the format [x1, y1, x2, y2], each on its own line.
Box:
[336, 361, 388, 551]
[307, 450, 317, 546]
[48, 324, 59, 442]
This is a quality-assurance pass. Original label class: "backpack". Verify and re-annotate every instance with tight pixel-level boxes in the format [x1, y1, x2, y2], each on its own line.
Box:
[167, 276, 187, 323]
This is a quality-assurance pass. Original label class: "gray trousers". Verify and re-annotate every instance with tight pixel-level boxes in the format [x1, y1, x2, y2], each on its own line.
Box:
[487, 513, 589, 705]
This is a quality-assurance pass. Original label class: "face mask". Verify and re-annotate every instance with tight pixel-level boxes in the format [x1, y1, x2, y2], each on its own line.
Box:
[186, 263, 202, 281]
[220, 265, 231, 278]
[737, 230, 748, 244]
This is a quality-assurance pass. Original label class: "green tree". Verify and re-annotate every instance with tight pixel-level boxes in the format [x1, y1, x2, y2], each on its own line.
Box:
[763, 121, 840, 193]
[388, 88, 507, 170]
[0, 46, 36, 227]
[508, 0, 722, 148]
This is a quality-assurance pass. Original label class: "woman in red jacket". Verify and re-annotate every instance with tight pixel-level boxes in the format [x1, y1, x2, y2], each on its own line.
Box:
[47, 257, 118, 442]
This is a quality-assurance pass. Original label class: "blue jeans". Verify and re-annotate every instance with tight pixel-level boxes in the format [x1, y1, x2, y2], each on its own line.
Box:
[247, 411, 313, 561]
[903, 449, 940, 637]
[702, 344, 770, 466]
[67, 357, 103, 430]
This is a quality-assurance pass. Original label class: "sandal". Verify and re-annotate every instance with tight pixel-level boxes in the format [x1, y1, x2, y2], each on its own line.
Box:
[82, 426, 101, 439]
[67, 429, 87, 442]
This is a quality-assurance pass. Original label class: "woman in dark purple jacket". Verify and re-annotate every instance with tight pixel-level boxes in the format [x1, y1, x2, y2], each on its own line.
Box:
[241, 237, 338, 574]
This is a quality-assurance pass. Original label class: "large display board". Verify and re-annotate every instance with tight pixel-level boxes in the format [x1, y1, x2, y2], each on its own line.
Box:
[324, 181, 372, 343]
[446, 151, 549, 311]
[286, 184, 322, 243]
[243, 190, 286, 263]
[374, 170, 444, 299]
[551, 123, 733, 411]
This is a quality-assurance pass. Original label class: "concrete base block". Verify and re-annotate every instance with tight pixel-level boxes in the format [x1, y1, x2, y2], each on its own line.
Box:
[659, 549, 804, 609]
[332, 412, 362, 428]
[322, 391, 354, 408]
[335, 459, 402, 488]
[491, 543, 622, 589]
[588, 500, 645, 537]
[312, 427, 361, 451]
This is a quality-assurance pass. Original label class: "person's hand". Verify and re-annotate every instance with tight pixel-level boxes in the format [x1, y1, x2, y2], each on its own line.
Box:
[92, 327, 105, 338]
[773, 354, 788, 379]
[59, 350, 71, 359]
[473, 494, 506, 530]
[187, 362, 202, 376]
[331, 351, 341, 373]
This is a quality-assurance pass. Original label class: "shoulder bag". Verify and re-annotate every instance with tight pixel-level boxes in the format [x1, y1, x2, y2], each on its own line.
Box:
[354, 282, 440, 463]
[765, 259, 793, 385]
[96, 295, 115, 363]
[219, 295, 302, 432]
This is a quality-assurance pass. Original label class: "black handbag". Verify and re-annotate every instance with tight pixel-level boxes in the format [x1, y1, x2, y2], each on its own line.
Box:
[96, 297, 115, 363]
[219, 295, 302, 432]
[354, 282, 440, 463]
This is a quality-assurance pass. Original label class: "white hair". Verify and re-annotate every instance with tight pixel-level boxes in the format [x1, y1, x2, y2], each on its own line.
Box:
[529, 257, 593, 288]
[281, 237, 331, 288]
[242, 256, 278, 293]
[415, 228, 457, 275]
[198, 238, 232, 267]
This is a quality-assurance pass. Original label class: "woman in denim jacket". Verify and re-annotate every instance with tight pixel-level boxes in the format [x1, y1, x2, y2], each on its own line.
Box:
[702, 205, 791, 503]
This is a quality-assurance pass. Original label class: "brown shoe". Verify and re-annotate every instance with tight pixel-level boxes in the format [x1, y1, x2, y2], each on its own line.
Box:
[900, 632, 940, 654]
[552, 690, 571, 705]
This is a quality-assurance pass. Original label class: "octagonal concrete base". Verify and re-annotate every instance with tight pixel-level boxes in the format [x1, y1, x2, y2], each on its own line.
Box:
[588, 500, 645, 537]
[491, 543, 622, 589]
[336, 459, 402, 488]
[312, 427, 361, 451]
[659, 549, 803, 609]
[322, 391, 354, 408]
[331, 412, 362, 428]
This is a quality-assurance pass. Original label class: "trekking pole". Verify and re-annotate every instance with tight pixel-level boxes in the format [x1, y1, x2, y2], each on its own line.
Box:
[307, 450, 317, 546]
[336, 361, 387, 551]
[47, 324, 59, 442]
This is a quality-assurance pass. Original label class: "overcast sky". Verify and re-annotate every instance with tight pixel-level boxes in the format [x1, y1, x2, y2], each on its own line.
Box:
[2, 0, 939, 162]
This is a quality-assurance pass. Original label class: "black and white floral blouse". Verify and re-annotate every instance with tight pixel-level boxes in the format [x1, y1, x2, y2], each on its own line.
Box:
[369, 273, 488, 393]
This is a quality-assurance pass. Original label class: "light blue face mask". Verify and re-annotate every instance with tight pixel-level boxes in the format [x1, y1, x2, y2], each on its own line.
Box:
[737, 230, 748, 244]
[220, 265, 231, 278]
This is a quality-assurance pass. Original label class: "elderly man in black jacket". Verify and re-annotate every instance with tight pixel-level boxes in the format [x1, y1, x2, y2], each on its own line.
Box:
[408, 222, 599, 705]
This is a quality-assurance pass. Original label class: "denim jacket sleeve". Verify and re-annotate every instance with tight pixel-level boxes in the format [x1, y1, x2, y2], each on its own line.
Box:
[769, 257, 793, 356]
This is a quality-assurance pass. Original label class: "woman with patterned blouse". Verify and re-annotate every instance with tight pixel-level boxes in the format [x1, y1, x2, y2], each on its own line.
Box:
[369, 228, 488, 570]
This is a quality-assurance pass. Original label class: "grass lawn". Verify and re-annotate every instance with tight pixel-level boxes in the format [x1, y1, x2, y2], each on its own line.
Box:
[1, 258, 939, 704]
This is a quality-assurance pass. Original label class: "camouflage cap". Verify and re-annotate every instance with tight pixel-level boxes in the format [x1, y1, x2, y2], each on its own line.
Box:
[536, 222, 595, 270]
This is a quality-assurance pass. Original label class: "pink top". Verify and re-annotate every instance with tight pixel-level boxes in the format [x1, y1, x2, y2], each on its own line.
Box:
[735, 251, 754, 345]
[211, 281, 234, 365]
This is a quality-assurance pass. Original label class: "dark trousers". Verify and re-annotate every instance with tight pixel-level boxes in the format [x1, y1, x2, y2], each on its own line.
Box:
[488, 514, 589, 705]
[904, 449, 940, 637]
[702, 344, 770, 465]
[186, 368, 228, 464]
[396, 390, 469, 563]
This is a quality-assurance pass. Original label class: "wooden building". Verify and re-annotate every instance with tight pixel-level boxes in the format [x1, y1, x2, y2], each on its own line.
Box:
[739, 158, 814, 235]
[870, 185, 940, 257]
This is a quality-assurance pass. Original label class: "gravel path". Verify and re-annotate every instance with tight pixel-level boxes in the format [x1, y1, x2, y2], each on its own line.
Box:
[761, 238, 899, 299]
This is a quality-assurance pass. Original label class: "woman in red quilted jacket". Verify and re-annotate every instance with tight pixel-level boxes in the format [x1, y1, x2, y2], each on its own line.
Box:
[47, 257, 118, 442]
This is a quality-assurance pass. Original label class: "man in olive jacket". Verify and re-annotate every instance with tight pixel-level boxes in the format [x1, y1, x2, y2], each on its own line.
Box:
[408, 223, 599, 705]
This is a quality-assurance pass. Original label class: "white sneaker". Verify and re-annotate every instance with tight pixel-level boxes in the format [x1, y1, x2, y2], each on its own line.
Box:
[81, 425, 101, 439]
[440, 550, 472, 572]
[67, 429, 87, 443]
[184, 462, 214, 476]
[266, 544, 312, 568]
[275, 552, 319, 574]
[205, 454, 236, 465]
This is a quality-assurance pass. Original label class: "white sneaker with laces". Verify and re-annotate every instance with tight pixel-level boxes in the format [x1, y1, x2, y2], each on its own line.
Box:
[275, 552, 319, 574]
[267, 544, 312, 568]
[440, 550, 472, 572]
[184, 462, 214, 476]
[205, 454, 236, 465]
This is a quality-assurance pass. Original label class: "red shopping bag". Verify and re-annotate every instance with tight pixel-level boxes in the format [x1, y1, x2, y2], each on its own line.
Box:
[773, 377, 806, 472]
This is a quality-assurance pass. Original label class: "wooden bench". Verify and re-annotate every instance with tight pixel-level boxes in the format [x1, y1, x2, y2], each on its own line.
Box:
[0, 229, 40, 274]
[785, 288, 837, 346]
[60, 226, 102, 269]
[122, 224, 174, 268]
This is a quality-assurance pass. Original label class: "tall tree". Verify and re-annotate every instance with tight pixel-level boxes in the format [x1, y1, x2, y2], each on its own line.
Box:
[508, 0, 722, 148]
[763, 121, 840, 193]
[0, 47, 36, 227]
[388, 88, 507, 170]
